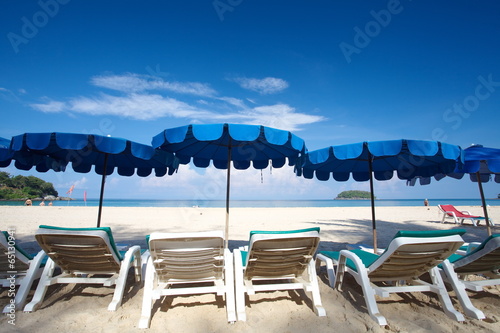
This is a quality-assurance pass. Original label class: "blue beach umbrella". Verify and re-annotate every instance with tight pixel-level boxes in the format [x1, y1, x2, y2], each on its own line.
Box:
[296, 139, 464, 252]
[152, 123, 306, 247]
[0, 137, 12, 167]
[1, 136, 65, 171]
[409, 144, 499, 235]
[8, 132, 179, 227]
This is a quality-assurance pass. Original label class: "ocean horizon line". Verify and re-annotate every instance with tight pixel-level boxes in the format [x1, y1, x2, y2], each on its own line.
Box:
[1, 198, 498, 208]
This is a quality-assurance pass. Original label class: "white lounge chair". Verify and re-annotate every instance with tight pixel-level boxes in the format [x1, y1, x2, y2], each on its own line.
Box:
[316, 229, 467, 326]
[1, 231, 46, 313]
[138, 231, 235, 329]
[23, 225, 142, 312]
[233, 227, 326, 321]
[440, 234, 500, 319]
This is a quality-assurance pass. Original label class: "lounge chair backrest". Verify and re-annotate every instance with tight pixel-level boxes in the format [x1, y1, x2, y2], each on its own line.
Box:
[439, 205, 459, 216]
[244, 228, 320, 279]
[453, 234, 500, 274]
[148, 231, 225, 282]
[35, 226, 122, 273]
[368, 231, 465, 281]
[0, 231, 31, 272]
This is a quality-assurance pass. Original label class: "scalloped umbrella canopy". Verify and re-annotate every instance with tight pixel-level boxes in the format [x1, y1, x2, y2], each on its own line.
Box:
[1, 136, 69, 172]
[408, 145, 500, 235]
[153, 123, 306, 247]
[296, 139, 464, 252]
[0, 137, 12, 167]
[9, 132, 179, 227]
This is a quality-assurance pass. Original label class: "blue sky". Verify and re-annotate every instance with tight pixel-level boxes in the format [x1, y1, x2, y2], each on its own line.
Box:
[1, 1, 500, 201]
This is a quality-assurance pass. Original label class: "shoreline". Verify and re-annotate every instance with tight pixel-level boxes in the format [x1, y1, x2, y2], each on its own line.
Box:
[1, 198, 499, 209]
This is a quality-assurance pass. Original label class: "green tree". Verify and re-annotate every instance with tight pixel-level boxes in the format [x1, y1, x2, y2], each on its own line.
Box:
[335, 190, 374, 199]
[0, 172, 58, 200]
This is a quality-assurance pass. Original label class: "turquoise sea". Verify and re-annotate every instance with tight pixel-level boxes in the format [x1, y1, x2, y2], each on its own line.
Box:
[1, 198, 499, 207]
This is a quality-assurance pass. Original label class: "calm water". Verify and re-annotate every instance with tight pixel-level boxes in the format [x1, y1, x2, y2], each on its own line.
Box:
[1, 198, 498, 208]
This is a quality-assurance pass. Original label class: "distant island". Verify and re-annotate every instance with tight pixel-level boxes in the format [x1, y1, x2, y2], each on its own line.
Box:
[0, 172, 70, 201]
[335, 190, 374, 200]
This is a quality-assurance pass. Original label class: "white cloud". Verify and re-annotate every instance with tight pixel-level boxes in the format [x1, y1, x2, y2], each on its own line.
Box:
[0, 87, 23, 103]
[33, 93, 215, 120]
[31, 100, 66, 113]
[230, 104, 325, 131]
[58, 176, 88, 192]
[232, 77, 289, 94]
[217, 96, 247, 109]
[28, 72, 324, 131]
[91, 73, 216, 97]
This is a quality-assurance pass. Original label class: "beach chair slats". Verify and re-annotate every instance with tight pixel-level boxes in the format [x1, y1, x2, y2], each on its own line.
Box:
[25, 226, 142, 312]
[316, 231, 468, 325]
[0, 232, 32, 273]
[139, 231, 236, 328]
[0, 232, 46, 313]
[0, 255, 30, 272]
[369, 243, 458, 280]
[150, 239, 225, 282]
[36, 234, 121, 272]
[454, 247, 500, 274]
[244, 238, 318, 279]
[234, 229, 325, 321]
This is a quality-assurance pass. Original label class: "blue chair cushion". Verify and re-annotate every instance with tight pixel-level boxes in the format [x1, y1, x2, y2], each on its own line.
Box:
[320, 249, 379, 272]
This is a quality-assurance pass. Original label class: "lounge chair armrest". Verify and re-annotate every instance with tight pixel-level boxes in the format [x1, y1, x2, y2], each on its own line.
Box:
[123, 245, 142, 259]
[338, 249, 367, 269]
[121, 245, 142, 282]
[466, 242, 482, 254]
[460, 210, 472, 215]
[334, 250, 370, 290]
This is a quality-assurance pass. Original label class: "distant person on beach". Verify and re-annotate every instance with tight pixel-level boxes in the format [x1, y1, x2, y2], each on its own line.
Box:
[39, 200, 45, 206]
[25, 199, 32, 206]
[48, 201, 53, 206]
[424, 198, 429, 210]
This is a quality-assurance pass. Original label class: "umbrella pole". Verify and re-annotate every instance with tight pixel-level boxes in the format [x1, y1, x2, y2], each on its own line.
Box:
[225, 146, 232, 248]
[368, 153, 377, 253]
[96, 153, 109, 228]
[476, 171, 492, 236]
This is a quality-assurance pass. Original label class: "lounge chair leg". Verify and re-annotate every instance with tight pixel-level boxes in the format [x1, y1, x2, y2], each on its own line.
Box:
[224, 249, 237, 323]
[356, 266, 387, 326]
[333, 255, 346, 291]
[234, 249, 247, 322]
[307, 260, 326, 316]
[134, 249, 142, 283]
[3, 250, 45, 313]
[440, 261, 485, 320]
[23, 258, 56, 312]
[108, 246, 141, 311]
[316, 254, 336, 288]
[138, 257, 155, 329]
[429, 267, 465, 322]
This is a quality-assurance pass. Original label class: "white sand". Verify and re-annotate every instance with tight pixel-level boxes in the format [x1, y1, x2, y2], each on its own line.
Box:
[1, 205, 499, 332]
